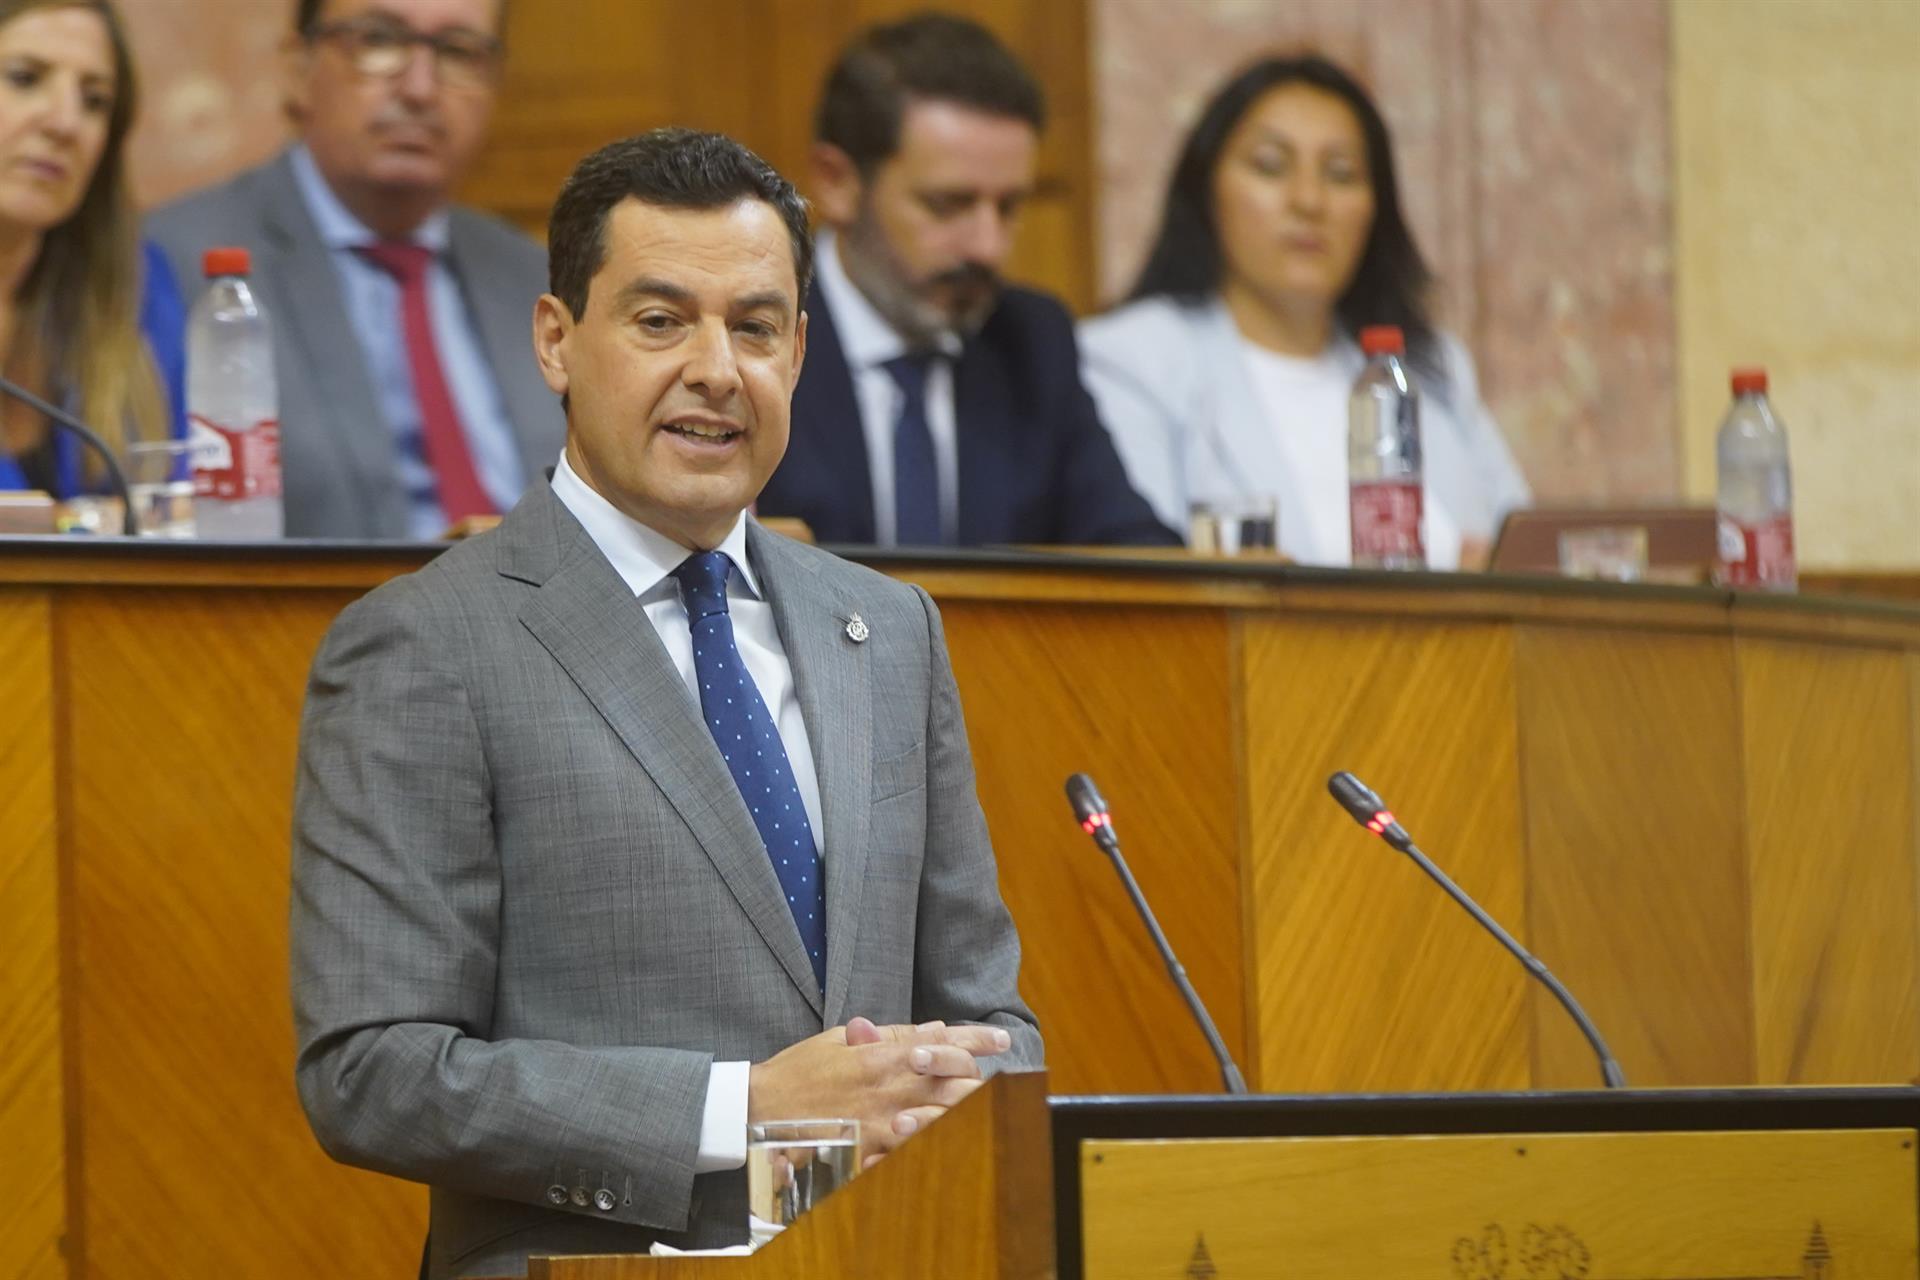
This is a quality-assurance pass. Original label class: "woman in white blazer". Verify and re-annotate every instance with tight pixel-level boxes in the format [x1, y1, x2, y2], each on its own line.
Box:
[1081, 56, 1529, 569]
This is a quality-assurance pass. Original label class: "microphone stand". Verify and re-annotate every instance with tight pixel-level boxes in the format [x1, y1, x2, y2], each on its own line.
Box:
[0, 372, 139, 535]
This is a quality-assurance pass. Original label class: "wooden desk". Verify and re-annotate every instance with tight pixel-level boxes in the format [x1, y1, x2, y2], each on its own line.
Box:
[4, 540, 1918, 1277]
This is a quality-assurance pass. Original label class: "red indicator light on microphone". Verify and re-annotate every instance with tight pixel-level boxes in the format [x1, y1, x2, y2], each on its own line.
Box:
[1080, 812, 1111, 834]
[1365, 810, 1394, 835]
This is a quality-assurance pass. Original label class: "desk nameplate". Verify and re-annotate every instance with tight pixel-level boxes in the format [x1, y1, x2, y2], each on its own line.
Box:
[1081, 1128, 1916, 1278]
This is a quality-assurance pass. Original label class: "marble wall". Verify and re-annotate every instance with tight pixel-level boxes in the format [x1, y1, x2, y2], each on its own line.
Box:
[122, 0, 289, 209]
[1091, 0, 1679, 506]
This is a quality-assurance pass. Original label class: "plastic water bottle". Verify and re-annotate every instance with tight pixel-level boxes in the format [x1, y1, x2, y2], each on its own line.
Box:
[1348, 324, 1424, 569]
[1714, 367, 1794, 591]
[188, 247, 282, 538]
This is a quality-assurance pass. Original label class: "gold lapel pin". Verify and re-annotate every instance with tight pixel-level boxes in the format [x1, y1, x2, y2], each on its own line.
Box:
[845, 613, 869, 643]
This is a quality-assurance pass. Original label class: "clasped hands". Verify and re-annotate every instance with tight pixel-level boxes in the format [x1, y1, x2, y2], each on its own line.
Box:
[748, 1016, 1011, 1169]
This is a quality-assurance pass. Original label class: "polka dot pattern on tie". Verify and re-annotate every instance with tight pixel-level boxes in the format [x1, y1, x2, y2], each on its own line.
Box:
[673, 551, 827, 992]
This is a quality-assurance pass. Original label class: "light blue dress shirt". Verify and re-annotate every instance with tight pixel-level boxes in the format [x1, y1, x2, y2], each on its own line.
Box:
[289, 145, 524, 537]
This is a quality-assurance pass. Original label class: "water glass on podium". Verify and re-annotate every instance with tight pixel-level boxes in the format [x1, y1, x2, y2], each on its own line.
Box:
[746, 1119, 858, 1246]
[127, 440, 199, 538]
[1189, 496, 1278, 555]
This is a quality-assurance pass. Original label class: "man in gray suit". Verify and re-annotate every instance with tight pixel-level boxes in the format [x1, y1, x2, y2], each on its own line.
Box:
[290, 128, 1043, 1278]
[147, 0, 560, 538]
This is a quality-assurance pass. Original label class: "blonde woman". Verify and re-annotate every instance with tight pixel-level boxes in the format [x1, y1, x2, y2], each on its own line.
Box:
[0, 0, 184, 499]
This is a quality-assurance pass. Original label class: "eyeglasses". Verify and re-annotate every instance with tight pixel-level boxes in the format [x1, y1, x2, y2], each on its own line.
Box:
[306, 17, 502, 91]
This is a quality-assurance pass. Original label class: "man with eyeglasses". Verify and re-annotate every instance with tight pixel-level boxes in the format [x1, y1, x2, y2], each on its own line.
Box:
[147, 0, 561, 540]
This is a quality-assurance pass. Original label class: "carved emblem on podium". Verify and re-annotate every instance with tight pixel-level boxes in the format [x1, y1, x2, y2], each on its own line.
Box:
[1184, 1232, 1218, 1279]
[1447, 1221, 1834, 1280]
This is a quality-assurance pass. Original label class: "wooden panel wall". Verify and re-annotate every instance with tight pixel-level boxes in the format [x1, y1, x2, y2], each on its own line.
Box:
[1739, 638, 1920, 1084]
[939, 603, 1246, 1093]
[460, 0, 1098, 312]
[58, 589, 423, 1278]
[10, 557, 1920, 1276]
[0, 591, 65, 1280]
[1514, 627, 1753, 1088]
[1241, 618, 1531, 1093]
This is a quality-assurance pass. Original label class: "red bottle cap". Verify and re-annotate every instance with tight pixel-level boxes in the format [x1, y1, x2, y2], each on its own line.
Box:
[203, 247, 251, 278]
[1359, 325, 1405, 357]
[1730, 366, 1768, 396]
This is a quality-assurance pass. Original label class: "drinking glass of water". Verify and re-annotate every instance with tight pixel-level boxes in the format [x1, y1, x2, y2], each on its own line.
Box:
[126, 440, 199, 538]
[746, 1119, 858, 1246]
[1188, 495, 1279, 556]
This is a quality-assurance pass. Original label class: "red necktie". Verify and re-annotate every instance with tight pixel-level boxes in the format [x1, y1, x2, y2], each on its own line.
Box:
[356, 241, 496, 521]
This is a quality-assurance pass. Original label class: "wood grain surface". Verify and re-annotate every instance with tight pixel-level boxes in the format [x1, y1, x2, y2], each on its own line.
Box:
[5, 548, 1920, 1275]
[1740, 637, 1920, 1084]
[1241, 618, 1530, 1092]
[58, 588, 425, 1277]
[1514, 626, 1753, 1088]
[1079, 1128, 1918, 1279]
[0, 591, 66, 1280]
[939, 602, 1247, 1093]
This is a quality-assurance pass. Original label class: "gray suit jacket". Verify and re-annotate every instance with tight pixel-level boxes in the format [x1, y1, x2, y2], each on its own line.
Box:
[145, 150, 562, 538]
[290, 480, 1042, 1277]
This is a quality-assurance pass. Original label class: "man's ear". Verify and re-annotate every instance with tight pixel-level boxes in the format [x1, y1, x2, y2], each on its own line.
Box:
[532, 294, 573, 398]
[279, 34, 314, 125]
[807, 142, 864, 227]
[789, 308, 808, 392]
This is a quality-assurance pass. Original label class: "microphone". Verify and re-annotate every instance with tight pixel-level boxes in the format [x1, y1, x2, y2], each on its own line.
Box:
[1064, 772, 1248, 1094]
[0, 371, 139, 535]
[1327, 770, 1628, 1089]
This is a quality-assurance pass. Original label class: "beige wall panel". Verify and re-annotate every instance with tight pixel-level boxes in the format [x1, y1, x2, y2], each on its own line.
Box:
[0, 592, 66, 1280]
[1515, 626, 1752, 1087]
[1241, 618, 1529, 1092]
[61, 589, 424, 1277]
[1673, 0, 1920, 567]
[1741, 637, 1919, 1084]
[938, 603, 1246, 1093]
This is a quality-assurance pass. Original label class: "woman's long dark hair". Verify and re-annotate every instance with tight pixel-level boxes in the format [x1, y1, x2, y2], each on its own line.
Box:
[1127, 55, 1442, 383]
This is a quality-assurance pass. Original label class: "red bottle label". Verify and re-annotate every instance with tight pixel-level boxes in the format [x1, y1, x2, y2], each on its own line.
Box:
[189, 415, 282, 502]
[1350, 480, 1424, 562]
[1717, 514, 1794, 588]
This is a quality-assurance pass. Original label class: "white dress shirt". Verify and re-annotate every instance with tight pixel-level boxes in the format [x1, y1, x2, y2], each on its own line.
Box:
[551, 451, 829, 1173]
[812, 231, 963, 545]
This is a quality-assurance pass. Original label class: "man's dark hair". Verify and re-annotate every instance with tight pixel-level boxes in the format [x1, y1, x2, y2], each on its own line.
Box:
[815, 12, 1045, 173]
[547, 129, 814, 318]
[1127, 54, 1445, 390]
[294, 0, 508, 34]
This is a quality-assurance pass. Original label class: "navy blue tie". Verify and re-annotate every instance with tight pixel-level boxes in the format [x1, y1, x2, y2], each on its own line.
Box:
[884, 352, 944, 546]
[673, 551, 826, 992]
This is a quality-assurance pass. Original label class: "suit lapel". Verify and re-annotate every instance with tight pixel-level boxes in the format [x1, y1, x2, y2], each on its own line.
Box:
[789, 287, 878, 542]
[748, 523, 871, 1027]
[256, 153, 409, 536]
[952, 333, 1021, 545]
[507, 489, 826, 1014]
[446, 210, 557, 484]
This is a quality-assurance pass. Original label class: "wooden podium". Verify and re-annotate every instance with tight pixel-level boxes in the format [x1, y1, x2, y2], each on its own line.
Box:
[527, 1073, 1054, 1279]
[519, 1073, 1919, 1278]
[5, 538, 1920, 1278]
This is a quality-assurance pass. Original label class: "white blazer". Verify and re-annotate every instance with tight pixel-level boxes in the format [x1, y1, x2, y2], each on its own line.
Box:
[1079, 295, 1530, 568]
